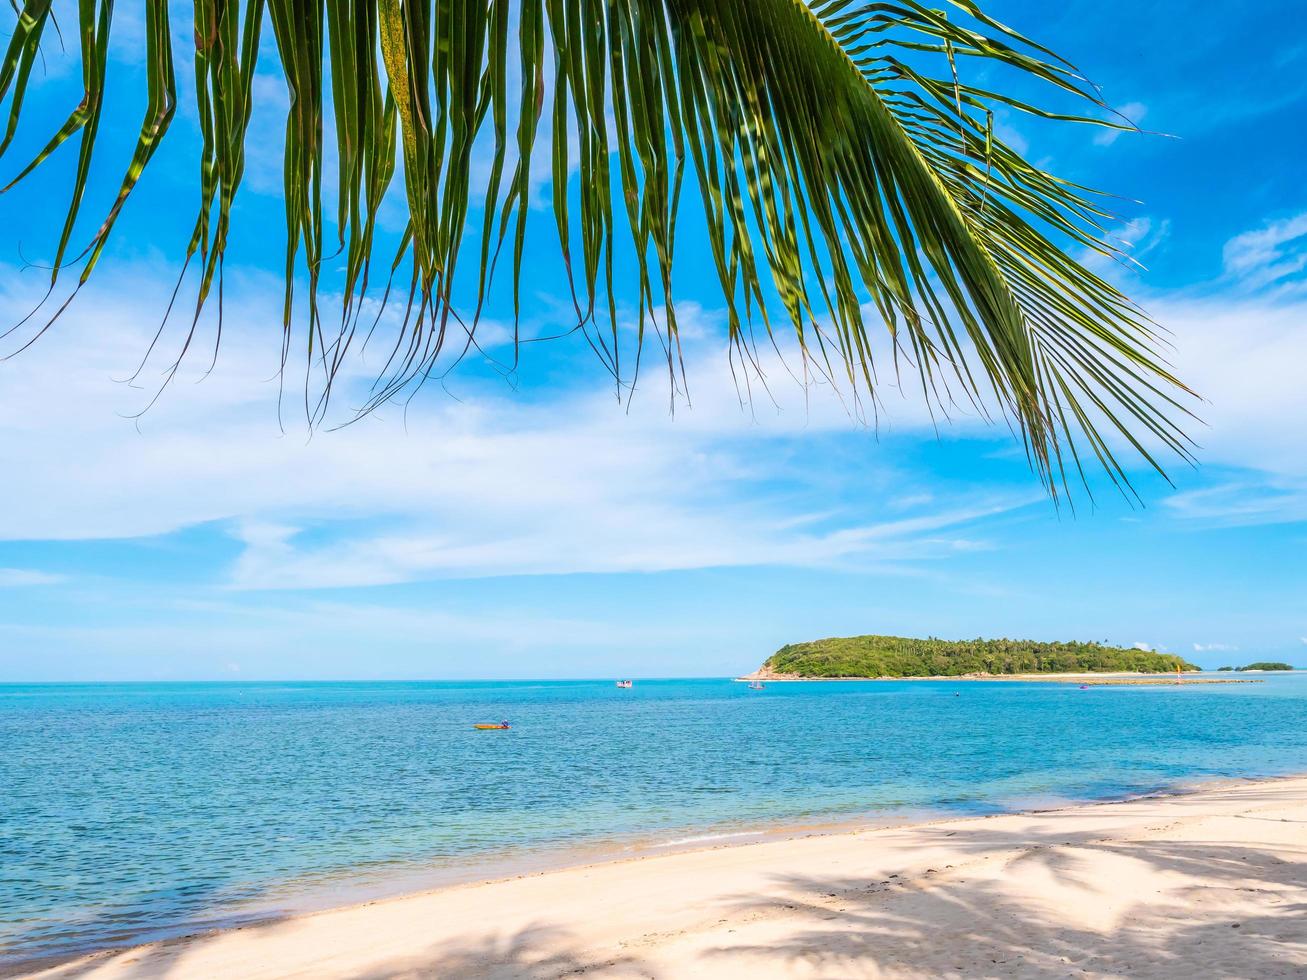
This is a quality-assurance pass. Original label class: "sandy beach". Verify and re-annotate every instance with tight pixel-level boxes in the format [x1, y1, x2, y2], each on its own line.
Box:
[19, 775, 1307, 979]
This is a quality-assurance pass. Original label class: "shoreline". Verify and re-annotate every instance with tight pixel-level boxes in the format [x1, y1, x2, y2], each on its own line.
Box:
[17, 771, 1307, 979]
[734, 670, 1264, 685]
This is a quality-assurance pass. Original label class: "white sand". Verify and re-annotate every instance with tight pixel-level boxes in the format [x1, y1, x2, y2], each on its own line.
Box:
[24, 776, 1307, 979]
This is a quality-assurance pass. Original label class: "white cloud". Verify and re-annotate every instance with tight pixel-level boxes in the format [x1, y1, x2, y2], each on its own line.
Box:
[1120, 217, 1171, 262]
[1148, 283, 1307, 525]
[1163, 480, 1307, 526]
[1222, 212, 1307, 289]
[1132, 641, 1175, 655]
[1083, 216, 1171, 275]
[993, 117, 1029, 157]
[0, 568, 64, 587]
[1193, 642, 1238, 652]
[1093, 102, 1148, 146]
[227, 500, 1020, 589]
[4, 204, 1307, 582]
[0, 265, 1024, 588]
[1151, 293, 1307, 479]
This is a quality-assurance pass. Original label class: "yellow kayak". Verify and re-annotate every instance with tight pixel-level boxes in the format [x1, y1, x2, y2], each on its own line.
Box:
[473, 723, 510, 730]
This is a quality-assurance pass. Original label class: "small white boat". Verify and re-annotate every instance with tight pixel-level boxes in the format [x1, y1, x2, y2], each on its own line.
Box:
[616, 679, 633, 689]
[748, 680, 765, 691]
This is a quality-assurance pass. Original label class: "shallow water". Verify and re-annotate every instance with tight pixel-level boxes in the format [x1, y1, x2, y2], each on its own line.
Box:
[4, 674, 1307, 966]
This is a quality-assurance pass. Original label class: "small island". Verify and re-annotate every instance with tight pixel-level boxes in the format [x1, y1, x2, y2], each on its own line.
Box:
[1234, 662, 1295, 672]
[739, 634, 1260, 685]
[749, 634, 1198, 679]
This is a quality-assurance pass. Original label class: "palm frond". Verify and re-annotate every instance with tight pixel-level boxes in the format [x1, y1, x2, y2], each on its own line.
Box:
[0, 0, 1196, 496]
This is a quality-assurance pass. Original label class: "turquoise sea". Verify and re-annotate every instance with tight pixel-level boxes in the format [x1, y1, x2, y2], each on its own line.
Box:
[5, 675, 1307, 968]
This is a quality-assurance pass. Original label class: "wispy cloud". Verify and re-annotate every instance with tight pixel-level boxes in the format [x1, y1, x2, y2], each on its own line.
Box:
[225, 498, 1026, 589]
[1193, 642, 1238, 653]
[1222, 212, 1307, 290]
[0, 265, 1028, 588]
[1163, 480, 1307, 527]
[1094, 101, 1148, 146]
[0, 568, 64, 587]
[1142, 288, 1307, 514]
[1083, 216, 1171, 276]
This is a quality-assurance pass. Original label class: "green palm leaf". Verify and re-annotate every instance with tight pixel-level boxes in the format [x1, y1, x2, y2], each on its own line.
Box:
[0, 0, 1195, 496]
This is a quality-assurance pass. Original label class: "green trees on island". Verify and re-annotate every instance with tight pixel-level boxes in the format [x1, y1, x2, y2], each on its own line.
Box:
[764, 635, 1198, 678]
[1220, 662, 1295, 672]
[1234, 662, 1295, 672]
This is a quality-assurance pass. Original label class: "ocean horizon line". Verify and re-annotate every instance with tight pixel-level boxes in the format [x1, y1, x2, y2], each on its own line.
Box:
[0, 675, 739, 686]
[7, 669, 1306, 686]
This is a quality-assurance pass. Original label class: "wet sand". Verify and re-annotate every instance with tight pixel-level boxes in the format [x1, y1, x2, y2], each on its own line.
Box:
[22, 775, 1307, 979]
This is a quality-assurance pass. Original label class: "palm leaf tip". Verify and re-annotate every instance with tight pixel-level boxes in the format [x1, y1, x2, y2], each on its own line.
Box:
[0, 0, 1195, 497]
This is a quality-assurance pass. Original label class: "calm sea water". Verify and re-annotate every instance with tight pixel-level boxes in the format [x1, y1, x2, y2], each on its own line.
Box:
[5, 674, 1307, 966]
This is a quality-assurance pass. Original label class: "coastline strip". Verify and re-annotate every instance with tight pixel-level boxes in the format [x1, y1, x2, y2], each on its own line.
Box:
[21, 775, 1307, 979]
[733, 671, 1263, 684]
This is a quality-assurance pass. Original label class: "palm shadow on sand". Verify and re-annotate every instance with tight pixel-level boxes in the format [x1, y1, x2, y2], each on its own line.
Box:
[701, 819, 1307, 978]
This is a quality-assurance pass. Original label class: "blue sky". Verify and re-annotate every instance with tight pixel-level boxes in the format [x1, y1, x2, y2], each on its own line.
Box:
[0, 0, 1305, 680]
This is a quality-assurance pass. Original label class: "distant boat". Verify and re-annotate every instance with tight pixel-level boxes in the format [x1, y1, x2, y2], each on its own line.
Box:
[473, 721, 511, 730]
[616, 680, 633, 689]
[748, 680, 765, 691]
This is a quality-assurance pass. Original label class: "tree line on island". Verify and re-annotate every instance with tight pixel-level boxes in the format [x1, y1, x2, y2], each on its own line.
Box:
[761, 635, 1199, 679]
[1217, 662, 1296, 672]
